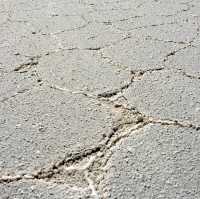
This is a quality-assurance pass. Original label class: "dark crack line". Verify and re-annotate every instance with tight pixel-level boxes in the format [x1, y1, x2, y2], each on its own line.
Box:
[146, 36, 188, 45]
[163, 27, 200, 62]
[100, 14, 146, 25]
[158, 2, 194, 18]
[115, 21, 176, 32]
[163, 43, 195, 62]
[13, 56, 40, 73]
[97, 67, 164, 98]
[41, 21, 91, 36]
[178, 70, 200, 80]
[0, 88, 30, 103]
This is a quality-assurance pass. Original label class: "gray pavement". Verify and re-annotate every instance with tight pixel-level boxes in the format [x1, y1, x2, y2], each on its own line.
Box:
[0, 0, 200, 198]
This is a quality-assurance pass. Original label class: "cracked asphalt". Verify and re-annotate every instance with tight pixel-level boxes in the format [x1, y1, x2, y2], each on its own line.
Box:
[0, 0, 200, 198]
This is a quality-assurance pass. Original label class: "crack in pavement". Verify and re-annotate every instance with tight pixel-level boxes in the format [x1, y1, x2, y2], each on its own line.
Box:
[43, 66, 164, 103]
[145, 36, 189, 45]
[97, 67, 164, 98]
[13, 56, 40, 72]
[115, 21, 177, 32]
[163, 27, 200, 62]
[99, 14, 146, 26]
[0, 88, 30, 103]
[0, 69, 43, 104]
[157, 2, 194, 18]
[178, 70, 200, 80]
[41, 20, 92, 36]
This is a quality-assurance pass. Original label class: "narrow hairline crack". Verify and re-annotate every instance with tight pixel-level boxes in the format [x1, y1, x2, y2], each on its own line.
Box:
[97, 67, 164, 98]
[13, 56, 40, 72]
[0, 88, 30, 103]
[114, 21, 176, 32]
[163, 27, 200, 62]
[41, 21, 92, 36]
[178, 69, 200, 80]
[146, 36, 189, 45]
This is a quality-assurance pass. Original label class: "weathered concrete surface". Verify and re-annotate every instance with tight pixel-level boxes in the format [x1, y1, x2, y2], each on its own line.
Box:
[0, 0, 200, 198]
[0, 180, 93, 199]
[100, 124, 200, 199]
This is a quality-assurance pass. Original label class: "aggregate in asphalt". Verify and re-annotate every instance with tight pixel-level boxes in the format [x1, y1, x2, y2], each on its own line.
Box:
[0, 0, 200, 198]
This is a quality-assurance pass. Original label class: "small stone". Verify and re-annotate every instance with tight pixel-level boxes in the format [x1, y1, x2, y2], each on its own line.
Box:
[136, 116, 144, 124]
[37, 79, 42, 83]
[24, 174, 34, 179]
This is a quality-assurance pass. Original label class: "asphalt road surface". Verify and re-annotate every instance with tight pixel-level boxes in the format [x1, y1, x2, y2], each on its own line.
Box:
[0, 0, 200, 198]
